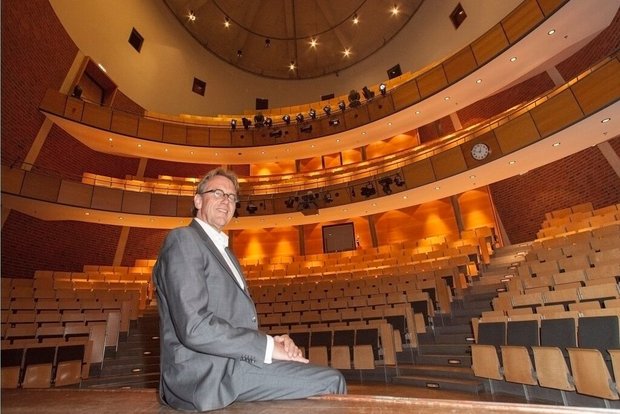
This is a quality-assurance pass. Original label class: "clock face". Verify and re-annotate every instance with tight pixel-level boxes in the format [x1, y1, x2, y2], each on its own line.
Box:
[471, 143, 490, 160]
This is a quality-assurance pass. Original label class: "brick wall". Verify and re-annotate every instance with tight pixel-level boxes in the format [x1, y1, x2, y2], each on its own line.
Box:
[556, 8, 620, 81]
[490, 136, 620, 244]
[121, 227, 170, 267]
[35, 125, 140, 179]
[457, 72, 555, 128]
[1, 210, 121, 277]
[1, 0, 77, 165]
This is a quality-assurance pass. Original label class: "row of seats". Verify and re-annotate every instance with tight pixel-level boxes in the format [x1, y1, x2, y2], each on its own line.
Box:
[2, 337, 91, 389]
[267, 321, 398, 371]
[537, 203, 620, 238]
[471, 310, 620, 401]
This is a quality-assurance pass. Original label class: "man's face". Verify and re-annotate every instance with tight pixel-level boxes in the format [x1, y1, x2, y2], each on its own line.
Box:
[193, 175, 237, 231]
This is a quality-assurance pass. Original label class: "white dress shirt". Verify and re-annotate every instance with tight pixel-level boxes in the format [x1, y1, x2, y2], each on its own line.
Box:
[193, 218, 274, 363]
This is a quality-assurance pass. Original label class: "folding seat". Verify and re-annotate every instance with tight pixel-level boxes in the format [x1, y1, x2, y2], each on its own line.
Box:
[21, 344, 56, 388]
[568, 348, 619, 401]
[331, 328, 355, 370]
[471, 319, 506, 382]
[1, 347, 25, 388]
[5, 324, 37, 343]
[308, 330, 332, 367]
[36, 326, 65, 343]
[578, 314, 620, 365]
[542, 288, 578, 311]
[578, 282, 620, 307]
[586, 263, 620, 282]
[9, 298, 36, 312]
[258, 314, 280, 329]
[320, 309, 340, 324]
[500, 318, 540, 386]
[511, 291, 544, 312]
[300, 310, 321, 325]
[288, 331, 310, 358]
[8, 311, 36, 326]
[558, 255, 591, 273]
[340, 308, 362, 324]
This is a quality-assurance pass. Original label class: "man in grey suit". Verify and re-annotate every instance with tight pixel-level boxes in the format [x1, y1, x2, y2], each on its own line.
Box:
[153, 168, 346, 411]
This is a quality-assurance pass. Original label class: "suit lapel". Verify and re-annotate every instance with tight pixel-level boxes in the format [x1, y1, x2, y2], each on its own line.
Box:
[189, 220, 250, 297]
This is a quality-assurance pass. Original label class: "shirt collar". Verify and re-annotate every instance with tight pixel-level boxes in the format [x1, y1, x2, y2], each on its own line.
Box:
[194, 217, 229, 248]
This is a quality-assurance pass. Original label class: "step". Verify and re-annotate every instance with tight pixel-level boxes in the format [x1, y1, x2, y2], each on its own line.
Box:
[397, 363, 476, 380]
[82, 372, 160, 389]
[417, 343, 471, 355]
[414, 353, 472, 367]
[392, 374, 483, 393]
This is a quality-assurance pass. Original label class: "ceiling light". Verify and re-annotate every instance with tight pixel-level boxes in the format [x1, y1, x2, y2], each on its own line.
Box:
[108, 137, 113, 142]
[224, 17, 230, 28]
[352, 13, 359, 24]
[309, 38, 318, 48]
[552, 142, 561, 147]
[391, 5, 400, 15]
[476, 79, 482, 84]
[97, 63, 107, 72]
[188, 11, 196, 22]
[601, 117, 611, 123]
[434, 186, 440, 190]
[510, 56, 517, 62]
[289, 61, 296, 71]
[343, 48, 351, 58]
[547, 29, 556, 35]
[469, 175, 476, 179]
[137, 144, 142, 148]
[444, 96, 450, 101]
[509, 160, 517, 165]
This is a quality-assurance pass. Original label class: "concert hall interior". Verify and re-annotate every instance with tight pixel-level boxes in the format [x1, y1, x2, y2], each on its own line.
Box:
[2, 0, 620, 413]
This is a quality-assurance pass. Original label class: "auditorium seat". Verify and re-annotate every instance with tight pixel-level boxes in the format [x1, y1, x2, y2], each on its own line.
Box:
[568, 348, 619, 401]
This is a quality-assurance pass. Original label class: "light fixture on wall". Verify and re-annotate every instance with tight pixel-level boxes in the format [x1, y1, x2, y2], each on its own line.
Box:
[323, 105, 331, 115]
[379, 83, 387, 96]
[230, 119, 237, 130]
[282, 114, 291, 125]
[309, 108, 317, 119]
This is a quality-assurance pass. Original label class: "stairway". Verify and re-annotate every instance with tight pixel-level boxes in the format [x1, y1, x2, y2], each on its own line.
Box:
[392, 244, 529, 393]
[81, 304, 160, 389]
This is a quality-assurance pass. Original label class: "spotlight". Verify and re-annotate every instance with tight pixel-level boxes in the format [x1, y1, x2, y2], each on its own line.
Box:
[348, 90, 361, 107]
[269, 129, 282, 138]
[296, 113, 304, 123]
[379, 83, 387, 96]
[237, 49, 243, 57]
[230, 119, 237, 130]
[264, 117, 273, 127]
[323, 192, 333, 203]
[329, 119, 340, 127]
[300, 124, 313, 133]
[309, 109, 317, 119]
[72, 85, 83, 99]
[362, 86, 375, 100]
[378, 177, 393, 194]
[284, 197, 296, 208]
[253, 113, 265, 127]
[282, 114, 291, 125]
[246, 202, 258, 214]
[323, 105, 331, 116]
[241, 117, 252, 130]
[338, 100, 346, 111]
[394, 174, 405, 187]
[360, 183, 376, 198]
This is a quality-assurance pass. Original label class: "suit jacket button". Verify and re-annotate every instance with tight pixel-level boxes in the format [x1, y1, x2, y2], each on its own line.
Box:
[251, 316, 256, 322]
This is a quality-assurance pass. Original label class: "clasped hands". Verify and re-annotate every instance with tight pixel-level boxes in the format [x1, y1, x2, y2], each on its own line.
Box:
[272, 334, 309, 363]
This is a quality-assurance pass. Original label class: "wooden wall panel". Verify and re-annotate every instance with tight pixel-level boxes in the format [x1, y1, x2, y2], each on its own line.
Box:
[538, 0, 566, 16]
[417, 66, 448, 98]
[471, 25, 509, 65]
[234, 226, 300, 260]
[1, 166, 25, 194]
[231, 129, 254, 147]
[431, 146, 468, 180]
[121, 191, 151, 214]
[530, 89, 582, 137]
[91, 186, 123, 211]
[176, 196, 194, 217]
[63, 97, 84, 121]
[21, 173, 61, 202]
[443, 47, 478, 84]
[81, 104, 111, 130]
[150, 194, 178, 216]
[343, 106, 370, 129]
[391, 80, 420, 111]
[494, 113, 540, 154]
[110, 112, 139, 136]
[136, 118, 163, 141]
[209, 128, 232, 146]
[57, 180, 93, 208]
[458, 188, 496, 231]
[571, 59, 620, 115]
[367, 95, 394, 121]
[162, 123, 187, 144]
[501, 0, 544, 43]
[402, 158, 435, 187]
[186, 126, 210, 146]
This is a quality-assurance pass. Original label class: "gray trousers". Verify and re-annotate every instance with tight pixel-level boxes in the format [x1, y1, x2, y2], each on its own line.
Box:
[233, 360, 347, 402]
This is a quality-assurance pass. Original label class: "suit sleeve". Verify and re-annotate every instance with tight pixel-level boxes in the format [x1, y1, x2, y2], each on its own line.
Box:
[156, 228, 267, 364]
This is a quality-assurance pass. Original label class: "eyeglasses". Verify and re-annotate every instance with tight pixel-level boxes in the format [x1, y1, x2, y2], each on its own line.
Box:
[200, 189, 238, 203]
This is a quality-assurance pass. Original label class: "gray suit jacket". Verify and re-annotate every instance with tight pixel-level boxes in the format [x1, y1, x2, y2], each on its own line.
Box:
[153, 220, 266, 411]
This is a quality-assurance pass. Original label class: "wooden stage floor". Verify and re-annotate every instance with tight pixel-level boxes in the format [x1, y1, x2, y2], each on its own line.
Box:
[2, 384, 615, 414]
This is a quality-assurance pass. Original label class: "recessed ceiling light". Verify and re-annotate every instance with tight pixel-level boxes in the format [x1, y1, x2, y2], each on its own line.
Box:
[84, 212, 90, 216]
[415, 110, 421, 115]
[476, 79, 482, 84]
[552, 142, 561, 147]
[444, 96, 450, 101]
[164, 148, 168, 152]
[336, 139, 340, 143]
[387, 122, 392, 126]
[190, 150, 194, 155]
[137, 143, 142, 148]
[361, 131, 367, 135]
[352, 14, 359, 24]
[469, 175, 476, 179]
[435, 186, 440, 190]
[97, 63, 107, 72]
[510, 56, 518, 62]
[309, 38, 318, 48]
[547, 29, 556, 35]
[402, 195, 408, 199]
[509, 160, 517, 165]
[108, 138, 113, 142]
[372, 203, 377, 207]
[601, 117, 611, 123]
[342, 48, 351, 57]
[224, 17, 230, 28]
[391, 5, 400, 15]
[261, 151, 265, 155]
[131, 368, 141, 373]
[188, 11, 196, 22]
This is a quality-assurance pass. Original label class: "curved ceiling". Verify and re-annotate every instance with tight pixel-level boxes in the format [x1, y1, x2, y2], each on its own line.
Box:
[163, 0, 424, 79]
